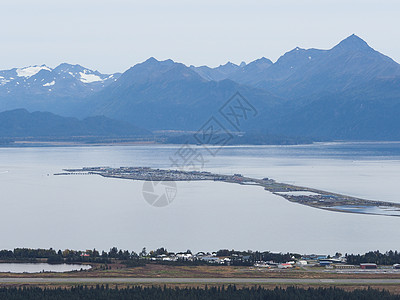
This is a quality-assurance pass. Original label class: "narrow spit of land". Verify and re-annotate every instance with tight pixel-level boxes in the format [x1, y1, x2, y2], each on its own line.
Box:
[56, 167, 400, 217]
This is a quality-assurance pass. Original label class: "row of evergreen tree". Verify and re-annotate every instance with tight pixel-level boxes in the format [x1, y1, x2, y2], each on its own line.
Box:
[0, 285, 398, 300]
[0, 247, 300, 265]
[2, 247, 400, 266]
[346, 250, 400, 265]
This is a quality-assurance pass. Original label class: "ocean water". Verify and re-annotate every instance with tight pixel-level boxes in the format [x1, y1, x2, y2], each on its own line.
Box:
[0, 142, 399, 255]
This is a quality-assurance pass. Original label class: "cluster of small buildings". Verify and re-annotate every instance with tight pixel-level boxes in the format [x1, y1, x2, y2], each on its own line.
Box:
[74, 167, 231, 181]
[253, 254, 400, 271]
[252, 254, 338, 270]
[149, 252, 250, 265]
[146, 250, 400, 270]
[75, 247, 400, 271]
[254, 261, 294, 269]
[300, 255, 384, 270]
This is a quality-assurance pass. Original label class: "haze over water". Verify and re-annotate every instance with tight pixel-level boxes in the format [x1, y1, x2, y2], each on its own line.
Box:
[1, 142, 399, 255]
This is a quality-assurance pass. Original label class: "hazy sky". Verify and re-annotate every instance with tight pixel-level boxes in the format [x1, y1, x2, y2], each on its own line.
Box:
[0, 0, 399, 73]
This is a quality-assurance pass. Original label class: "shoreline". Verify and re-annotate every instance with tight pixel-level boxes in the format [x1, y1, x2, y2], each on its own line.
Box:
[57, 166, 400, 217]
[2, 140, 400, 149]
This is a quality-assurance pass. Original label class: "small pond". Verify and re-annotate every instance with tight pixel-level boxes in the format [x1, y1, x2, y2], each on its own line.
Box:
[0, 263, 91, 273]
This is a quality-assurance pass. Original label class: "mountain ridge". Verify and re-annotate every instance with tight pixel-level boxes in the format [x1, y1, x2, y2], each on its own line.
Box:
[0, 108, 150, 138]
[0, 63, 121, 115]
[1, 34, 400, 141]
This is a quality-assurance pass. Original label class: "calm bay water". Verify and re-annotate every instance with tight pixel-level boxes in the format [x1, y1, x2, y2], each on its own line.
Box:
[0, 142, 399, 255]
[0, 263, 91, 273]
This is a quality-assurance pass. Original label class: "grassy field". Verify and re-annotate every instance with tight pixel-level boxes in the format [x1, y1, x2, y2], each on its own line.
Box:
[2, 264, 400, 294]
[2, 263, 400, 279]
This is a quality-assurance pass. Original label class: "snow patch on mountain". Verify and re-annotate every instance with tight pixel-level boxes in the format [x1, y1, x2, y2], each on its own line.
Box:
[43, 81, 55, 87]
[16, 65, 51, 78]
[0, 78, 10, 86]
[79, 72, 102, 83]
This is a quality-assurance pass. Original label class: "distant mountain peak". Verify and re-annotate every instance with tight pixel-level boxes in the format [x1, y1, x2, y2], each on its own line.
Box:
[286, 47, 305, 54]
[334, 34, 371, 51]
[16, 65, 51, 78]
[144, 57, 160, 64]
[253, 57, 273, 64]
[56, 62, 85, 69]
[220, 61, 237, 67]
[140, 57, 176, 68]
[0, 63, 120, 101]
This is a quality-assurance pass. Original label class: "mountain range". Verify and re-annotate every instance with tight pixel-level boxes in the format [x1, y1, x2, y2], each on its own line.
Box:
[1, 34, 400, 141]
[0, 109, 149, 139]
[0, 64, 120, 115]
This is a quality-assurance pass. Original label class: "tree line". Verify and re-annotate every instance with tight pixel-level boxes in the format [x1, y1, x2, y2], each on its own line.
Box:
[346, 250, 400, 265]
[0, 247, 301, 266]
[2, 247, 400, 266]
[216, 249, 301, 264]
[0, 285, 398, 300]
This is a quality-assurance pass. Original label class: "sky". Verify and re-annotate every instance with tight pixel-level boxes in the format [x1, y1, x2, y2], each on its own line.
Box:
[0, 0, 399, 74]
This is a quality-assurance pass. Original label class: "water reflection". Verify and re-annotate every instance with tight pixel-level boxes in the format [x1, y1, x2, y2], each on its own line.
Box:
[0, 263, 91, 273]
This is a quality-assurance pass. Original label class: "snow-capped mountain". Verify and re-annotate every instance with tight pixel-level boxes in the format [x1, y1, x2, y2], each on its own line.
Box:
[0, 63, 120, 98]
[2, 35, 400, 141]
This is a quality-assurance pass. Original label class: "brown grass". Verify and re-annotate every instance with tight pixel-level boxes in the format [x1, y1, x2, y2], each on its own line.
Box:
[2, 263, 400, 280]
